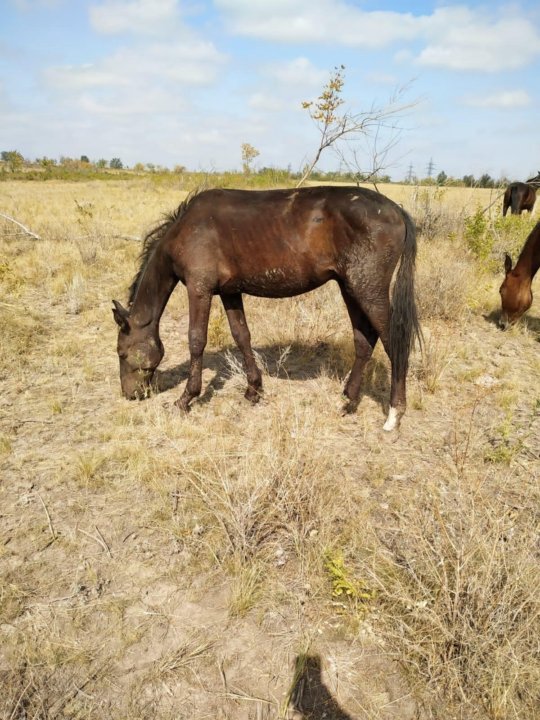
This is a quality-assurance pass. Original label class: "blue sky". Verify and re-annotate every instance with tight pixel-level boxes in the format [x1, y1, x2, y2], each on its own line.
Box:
[1, 0, 540, 181]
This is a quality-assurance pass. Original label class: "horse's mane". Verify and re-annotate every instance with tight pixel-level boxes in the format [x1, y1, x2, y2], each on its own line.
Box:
[128, 189, 199, 306]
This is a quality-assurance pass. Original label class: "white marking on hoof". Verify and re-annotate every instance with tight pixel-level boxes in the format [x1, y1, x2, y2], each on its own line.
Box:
[383, 407, 399, 432]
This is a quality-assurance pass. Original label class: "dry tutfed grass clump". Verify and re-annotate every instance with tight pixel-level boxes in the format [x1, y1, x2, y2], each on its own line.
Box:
[1, 178, 539, 719]
[359, 480, 540, 719]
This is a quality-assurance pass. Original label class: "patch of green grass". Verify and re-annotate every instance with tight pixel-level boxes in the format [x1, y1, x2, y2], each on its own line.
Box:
[324, 550, 374, 605]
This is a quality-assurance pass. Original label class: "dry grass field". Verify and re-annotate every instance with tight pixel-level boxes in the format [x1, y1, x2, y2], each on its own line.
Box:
[1, 178, 539, 719]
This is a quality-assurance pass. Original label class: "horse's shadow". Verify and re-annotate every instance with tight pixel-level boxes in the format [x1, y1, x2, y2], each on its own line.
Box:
[154, 341, 390, 411]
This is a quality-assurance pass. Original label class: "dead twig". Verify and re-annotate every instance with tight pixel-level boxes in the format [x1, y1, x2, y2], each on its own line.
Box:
[78, 526, 112, 557]
[48, 663, 111, 717]
[112, 233, 141, 242]
[37, 492, 56, 539]
[0, 212, 41, 240]
[481, 188, 505, 215]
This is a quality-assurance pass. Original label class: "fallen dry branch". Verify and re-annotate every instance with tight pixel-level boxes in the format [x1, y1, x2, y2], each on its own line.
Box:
[0, 212, 41, 240]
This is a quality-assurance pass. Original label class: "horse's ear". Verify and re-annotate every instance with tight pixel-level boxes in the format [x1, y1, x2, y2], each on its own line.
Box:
[504, 253, 513, 274]
[112, 300, 130, 333]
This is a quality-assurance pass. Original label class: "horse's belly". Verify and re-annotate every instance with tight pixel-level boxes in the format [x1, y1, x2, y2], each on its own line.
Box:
[220, 266, 332, 298]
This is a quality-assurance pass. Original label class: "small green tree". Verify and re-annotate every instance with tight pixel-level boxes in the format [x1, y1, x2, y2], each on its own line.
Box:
[96, 159, 107, 169]
[110, 158, 123, 169]
[241, 143, 259, 174]
[80, 155, 90, 164]
[478, 173, 494, 188]
[2, 150, 24, 173]
[436, 171, 448, 185]
[38, 156, 56, 169]
[298, 66, 415, 187]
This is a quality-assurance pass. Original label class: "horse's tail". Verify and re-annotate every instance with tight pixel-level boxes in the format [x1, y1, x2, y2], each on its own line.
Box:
[389, 210, 422, 383]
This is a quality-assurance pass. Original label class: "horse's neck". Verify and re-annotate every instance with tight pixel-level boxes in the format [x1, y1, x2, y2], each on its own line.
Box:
[516, 226, 540, 280]
[130, 246, 178, 327]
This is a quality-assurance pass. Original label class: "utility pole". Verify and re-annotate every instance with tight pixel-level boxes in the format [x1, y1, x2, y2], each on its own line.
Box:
[426, 158, 435, 178]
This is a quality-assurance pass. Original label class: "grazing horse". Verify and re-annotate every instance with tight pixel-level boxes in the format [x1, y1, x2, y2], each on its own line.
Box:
[113, 186, 421, 431]
[499, 220, 540, 328]
[502, 172, 540, 216]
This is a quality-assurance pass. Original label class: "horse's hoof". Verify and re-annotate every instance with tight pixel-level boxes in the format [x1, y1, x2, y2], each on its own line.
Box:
[382, 407, 401, 432]
[244, 388, 262, 404]
[174, 398, 191, 413]
[341, 389, 359, 414]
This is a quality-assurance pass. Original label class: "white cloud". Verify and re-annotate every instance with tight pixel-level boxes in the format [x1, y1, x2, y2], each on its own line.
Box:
[262, 57, 327, 88]
[43, 41, 227, 114]
[416, 7, 540, 71]
[365, 71, 399, 85]
[216, 1, 540, 72]
[244, 58, 327, 116]
[248, 92, 283, 112]
[216, 0, 418, 48]
[462, 90, 531, 108]
[90, 0, 181, 36]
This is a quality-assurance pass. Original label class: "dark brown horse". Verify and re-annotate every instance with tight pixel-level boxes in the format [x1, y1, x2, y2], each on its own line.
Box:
[113, 186, 421, 431]
[499, 220, 540, 328]
[502, 172, 540, 216]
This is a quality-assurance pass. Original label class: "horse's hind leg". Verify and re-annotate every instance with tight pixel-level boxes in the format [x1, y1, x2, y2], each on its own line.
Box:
[175, 285, 212, 412]
[221, 293, 262, 403]
[339, 285, 378, 411]
[345, 282, 405, 431]
[360, 300, 406, 432]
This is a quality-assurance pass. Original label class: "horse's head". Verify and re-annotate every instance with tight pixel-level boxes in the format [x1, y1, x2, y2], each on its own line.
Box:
[112, 300, 164, 399]
[499, 254, 533, 329]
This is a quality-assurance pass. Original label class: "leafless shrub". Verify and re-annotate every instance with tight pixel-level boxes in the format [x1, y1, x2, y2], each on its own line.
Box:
[411, 186, 458, 242]
[416, 241, 475, 322]
[414, 331, 455, 393]
[364, 484, 540, 719]
[65, 272, 85, 315]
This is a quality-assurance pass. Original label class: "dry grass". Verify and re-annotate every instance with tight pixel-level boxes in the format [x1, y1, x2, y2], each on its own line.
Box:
[1, 179, 539, 720]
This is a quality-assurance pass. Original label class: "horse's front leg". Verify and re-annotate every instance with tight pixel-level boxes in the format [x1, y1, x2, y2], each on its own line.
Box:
[175, 286, 212, 412]
[221, 293, 262, 403]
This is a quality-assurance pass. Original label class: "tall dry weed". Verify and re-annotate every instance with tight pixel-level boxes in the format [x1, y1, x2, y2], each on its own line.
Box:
[416, 239, 476, 323]
[363, 483, 540, 719]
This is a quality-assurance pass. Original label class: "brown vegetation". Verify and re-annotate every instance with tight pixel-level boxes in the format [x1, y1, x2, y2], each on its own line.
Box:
[1, 178, 539, 719]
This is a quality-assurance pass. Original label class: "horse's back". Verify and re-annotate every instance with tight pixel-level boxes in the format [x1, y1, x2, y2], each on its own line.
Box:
[178, 186, 405, 248]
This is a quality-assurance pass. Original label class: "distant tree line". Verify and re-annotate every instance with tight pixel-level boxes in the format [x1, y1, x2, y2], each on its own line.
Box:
[0, 149, 515, 188]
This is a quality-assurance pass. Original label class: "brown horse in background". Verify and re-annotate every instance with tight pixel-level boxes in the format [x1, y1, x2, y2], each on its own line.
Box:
[499, 221, 540, 328]
[502, 172, 540, 216]
[113, 186, 421, 431]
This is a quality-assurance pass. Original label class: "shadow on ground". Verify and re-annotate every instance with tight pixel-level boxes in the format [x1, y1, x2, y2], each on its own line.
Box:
[483, 309, 540, 338]
[154, 341, 390, 412]
[289, 654, 355, 720]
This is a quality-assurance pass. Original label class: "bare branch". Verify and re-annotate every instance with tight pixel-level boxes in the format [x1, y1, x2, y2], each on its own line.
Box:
[298, 68, 418, 187]
[37, 492, 56, 540]
[0, 212, 41, 240]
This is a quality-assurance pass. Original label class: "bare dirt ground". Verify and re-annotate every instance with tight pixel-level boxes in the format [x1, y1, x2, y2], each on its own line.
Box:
[1, 180, 539, 719]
